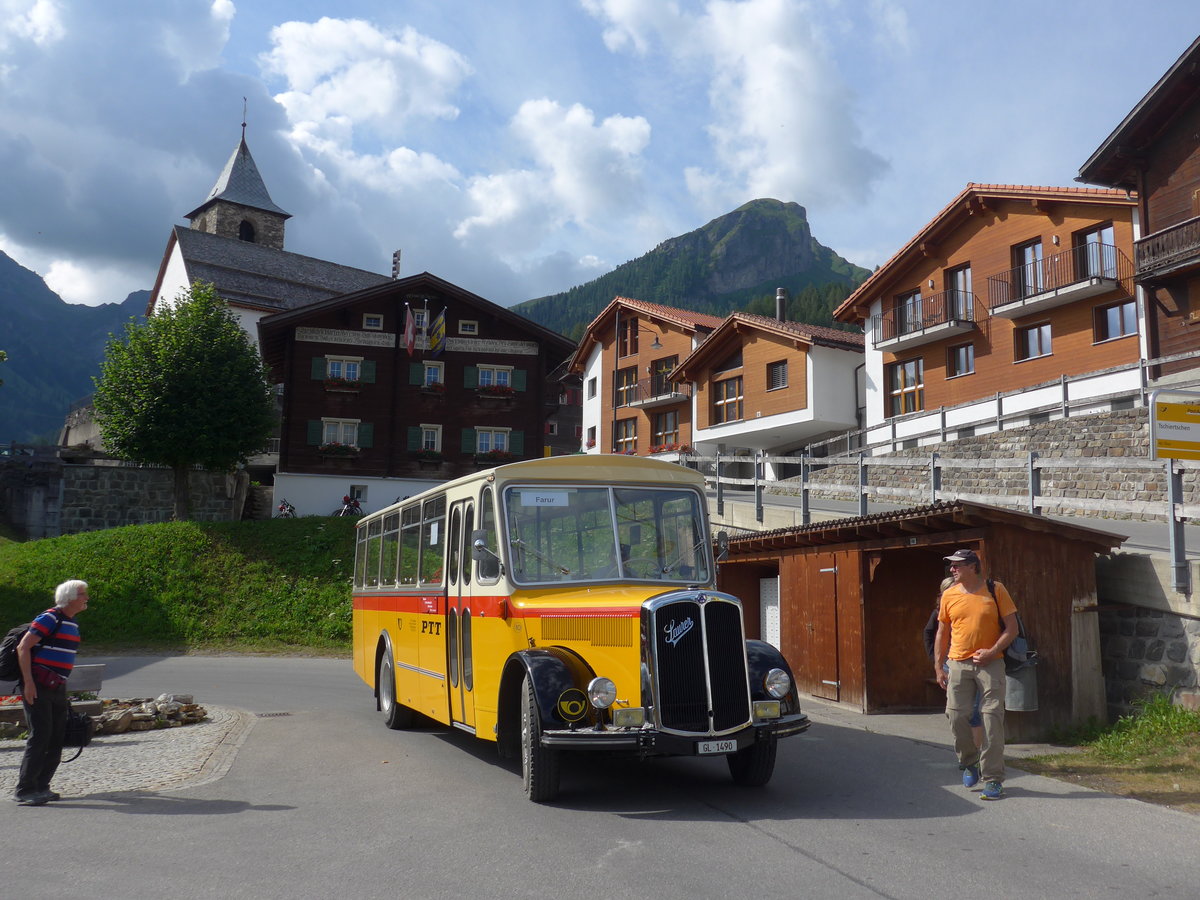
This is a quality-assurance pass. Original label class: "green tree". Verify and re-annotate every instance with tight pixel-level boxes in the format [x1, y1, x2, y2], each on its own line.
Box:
[0, 349, 6, 387]
[92, 282, 275, 520]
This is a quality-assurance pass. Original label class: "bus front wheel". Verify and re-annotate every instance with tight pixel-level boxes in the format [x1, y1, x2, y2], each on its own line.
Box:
[378, 651, 414, 730]
[520, 674, 560, 802]
[727, 732, 777, 786]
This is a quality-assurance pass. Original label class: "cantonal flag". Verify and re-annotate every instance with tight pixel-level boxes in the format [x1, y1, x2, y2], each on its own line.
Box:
[404, 306, 416, 356]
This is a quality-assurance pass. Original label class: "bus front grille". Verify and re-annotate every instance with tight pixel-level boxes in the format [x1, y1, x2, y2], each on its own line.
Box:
[647, 593, 751, 735]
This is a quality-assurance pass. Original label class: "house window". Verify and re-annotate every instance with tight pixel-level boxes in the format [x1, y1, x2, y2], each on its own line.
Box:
[618, 316, 639, 357]
[476, 428, 510, 453]
[1016, 323, 1052, 361]
[322, 418, 360, 447]
[767, 360, 788, 391]
[650, 356, 677, 397]
[586, 425, 596, 447]
[713, 377, 744, 424]
[459, 319, 479, 336]
[947, 343, 974, 378]
[886, 359, 923, 416]
[420, 424, 442, 452]
[653, 411, 679, 448]
[546, 421, 559, 436]
[424, 362, 444, 386]
[1075, 223, 1117, 279]
[326, 356, 362, 382]
[616, 366, 637, 407]
[1095, 299, 1136, 342]
[238, 220, 255, 242]
[587, 377, 597, 399]
[614, 418, 637, 453]
[894, 289, 922, 335]
[1013, 239, 1044, 298]
[478, 365, 512, 388]
[362, 314, 384, 330]
[413, 309, 428, 331]
[945, 265, 972, 319]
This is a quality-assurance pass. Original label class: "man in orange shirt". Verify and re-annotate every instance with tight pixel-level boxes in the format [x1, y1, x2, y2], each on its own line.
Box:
[934, 549, 1018, 800]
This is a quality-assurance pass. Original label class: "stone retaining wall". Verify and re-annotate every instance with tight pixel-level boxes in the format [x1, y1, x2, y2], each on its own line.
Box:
[1097, 606, 1200, 717]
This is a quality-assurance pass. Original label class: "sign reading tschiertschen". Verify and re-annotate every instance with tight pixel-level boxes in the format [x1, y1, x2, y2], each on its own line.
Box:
[295, 327, 396, 348]
[1151, 389, 1200, 460]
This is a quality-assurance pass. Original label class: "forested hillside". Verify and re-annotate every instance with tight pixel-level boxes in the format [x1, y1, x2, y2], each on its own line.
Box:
[513, 199, 871, 340]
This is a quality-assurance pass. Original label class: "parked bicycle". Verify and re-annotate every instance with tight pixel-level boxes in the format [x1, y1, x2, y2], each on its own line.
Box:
[275, 498, 296, 518]
[332, 496, 363, 517]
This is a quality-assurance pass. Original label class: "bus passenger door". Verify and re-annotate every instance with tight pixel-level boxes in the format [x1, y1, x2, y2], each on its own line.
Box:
[446, 500, 477, 731]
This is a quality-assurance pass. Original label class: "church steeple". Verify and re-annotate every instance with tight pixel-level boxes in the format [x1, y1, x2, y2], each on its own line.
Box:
[185, 128, 291, 250]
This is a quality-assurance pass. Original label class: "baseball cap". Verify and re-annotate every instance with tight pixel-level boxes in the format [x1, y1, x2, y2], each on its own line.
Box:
[943, 548, 980, 565]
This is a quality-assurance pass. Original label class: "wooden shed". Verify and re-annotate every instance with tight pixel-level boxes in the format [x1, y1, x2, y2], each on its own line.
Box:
[717, 501, 1125, 739]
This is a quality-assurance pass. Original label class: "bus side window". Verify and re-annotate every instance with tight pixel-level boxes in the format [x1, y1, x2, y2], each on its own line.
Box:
[476, 486, 500, 582]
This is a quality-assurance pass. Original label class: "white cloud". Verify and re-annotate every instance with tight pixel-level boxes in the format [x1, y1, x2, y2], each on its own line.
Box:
[0, 0, 65, 49]
[260, 18, 472, 142]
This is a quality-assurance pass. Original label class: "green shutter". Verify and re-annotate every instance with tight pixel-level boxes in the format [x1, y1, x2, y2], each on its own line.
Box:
[408, 426, 421, 451]
[512, 370, 527, 391]
[410, 363, 425, 386]
[311, 358, 326, 380]
[509, 431, 524, 455]
[464, 366, 478, 389]
[307, 421, 323, 445]
[358, 423, 374, 449]
[361, 360, 376, 384]
[461, 428, 477, 454]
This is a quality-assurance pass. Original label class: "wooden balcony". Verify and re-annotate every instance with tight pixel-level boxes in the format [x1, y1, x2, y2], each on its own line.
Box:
[988, 243, 1130, 318]
[870, 290, 977, 352]
[1135, 216, 1200, 282]
[623, 375, 691, 409]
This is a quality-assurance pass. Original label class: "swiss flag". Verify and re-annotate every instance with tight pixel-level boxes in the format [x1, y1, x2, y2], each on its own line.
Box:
[404, 306, 416, 356]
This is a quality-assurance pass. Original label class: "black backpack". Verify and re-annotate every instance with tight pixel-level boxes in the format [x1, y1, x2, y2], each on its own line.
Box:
[0, 610, 63, 683]
[986, 579, 1037, 673]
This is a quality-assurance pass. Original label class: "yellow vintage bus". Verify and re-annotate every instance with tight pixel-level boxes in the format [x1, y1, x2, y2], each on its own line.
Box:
[351, 454, 809, 801]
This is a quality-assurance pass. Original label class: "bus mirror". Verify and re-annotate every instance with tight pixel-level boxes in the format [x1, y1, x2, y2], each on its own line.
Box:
[716, 531, 729, 562]
[472, 529, 498, 561]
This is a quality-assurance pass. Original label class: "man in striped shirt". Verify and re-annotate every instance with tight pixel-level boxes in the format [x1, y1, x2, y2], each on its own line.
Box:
[13, 580, 89, 806]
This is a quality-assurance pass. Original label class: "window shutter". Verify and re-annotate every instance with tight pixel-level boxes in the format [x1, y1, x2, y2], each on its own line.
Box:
[407, 426, 421, 450]
[509, 431, 524, 455]
[464, 366, 478, 389]
[311, 358, 326, 380]
[512, 369, 527, 391]
[307, 421, 323, 445]
[544, 422, 552, 435]
[361, 360, 376, 384]
[357, 423, 374, 449]
[461, 428, 477, 454]
[410, 363, 424, 386]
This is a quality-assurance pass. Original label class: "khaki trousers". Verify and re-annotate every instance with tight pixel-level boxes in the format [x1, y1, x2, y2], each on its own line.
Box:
[946, 657, 1006, 783]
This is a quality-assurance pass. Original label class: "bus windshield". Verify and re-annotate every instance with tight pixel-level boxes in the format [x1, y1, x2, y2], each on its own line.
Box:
[502, 484, 711, 585]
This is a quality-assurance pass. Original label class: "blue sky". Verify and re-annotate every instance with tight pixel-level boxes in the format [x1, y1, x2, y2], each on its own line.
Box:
[1, 0, 1198, 308]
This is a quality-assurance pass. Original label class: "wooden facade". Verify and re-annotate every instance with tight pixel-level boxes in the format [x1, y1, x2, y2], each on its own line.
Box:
[258, 273, 576, 481]
[717, 501, 1124, 739]
[1078, 35, 1200, 377]
[834, 185, 1139, 426]
[569, 297, 723, 454]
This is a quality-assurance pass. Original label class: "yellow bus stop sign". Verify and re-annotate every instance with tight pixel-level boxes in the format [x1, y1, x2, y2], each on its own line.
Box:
[1153, 400, 1200, 460]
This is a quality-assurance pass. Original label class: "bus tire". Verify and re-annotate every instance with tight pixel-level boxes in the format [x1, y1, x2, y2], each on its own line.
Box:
[378, 651, 414, 730]
[727, 732, 777, 787]
[521, 674, 560, 802]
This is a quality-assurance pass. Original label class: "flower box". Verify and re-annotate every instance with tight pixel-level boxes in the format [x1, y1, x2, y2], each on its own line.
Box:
[318, 442, 359, 456]
[476, 384, 515, 397]
[323, 377, 360, 391]
[410, 450, 444, 462]
[475, 450, 517, 464]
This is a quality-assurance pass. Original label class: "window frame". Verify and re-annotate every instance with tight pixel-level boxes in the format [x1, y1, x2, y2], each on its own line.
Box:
[1094, 298, 1136, 343]
[713, 376, 744, 425]
[1015, 322, 1053, 361]
[362, 313, 384, 331]
[420, 423, 443, 452]
[424, 361, 444, 386]
[321, 417, 360, 448]
[886, 359, 924, 417]
[614, 418, 637, 453]
[616, 366, 637, 407]
[475, 426, 511, 454]
[477, 364, 513, 388]
[766, 360, 788, 391]
[326, 354, 363, 382]
[946, 342, 975, 379]
[459, 319, 479, 336]
[652, 410, 680, 447]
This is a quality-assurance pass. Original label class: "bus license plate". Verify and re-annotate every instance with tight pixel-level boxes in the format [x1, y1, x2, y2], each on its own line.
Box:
[697, 739, 736, 755]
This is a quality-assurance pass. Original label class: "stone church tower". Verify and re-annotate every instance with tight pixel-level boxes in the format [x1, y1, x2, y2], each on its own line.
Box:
[183, 131, 291, 250]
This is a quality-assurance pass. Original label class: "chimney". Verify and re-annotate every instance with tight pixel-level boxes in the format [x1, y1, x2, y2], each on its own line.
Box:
[775, 287, 788, 322]
[391, 250, 402, 279]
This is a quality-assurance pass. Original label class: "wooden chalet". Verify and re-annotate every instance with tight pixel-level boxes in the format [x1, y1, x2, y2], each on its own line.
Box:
[1078, 35, 1200, 378]
[717, 501, 1125, 739]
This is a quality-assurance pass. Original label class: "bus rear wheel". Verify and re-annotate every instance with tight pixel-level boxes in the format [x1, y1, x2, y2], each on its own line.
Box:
[378, 651, 414, 730]
[520, 674, 560, 802]
[727, 732, 777, 786]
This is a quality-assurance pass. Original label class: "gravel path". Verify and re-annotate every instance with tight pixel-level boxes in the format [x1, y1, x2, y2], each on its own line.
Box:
[0, 706, 253, 798]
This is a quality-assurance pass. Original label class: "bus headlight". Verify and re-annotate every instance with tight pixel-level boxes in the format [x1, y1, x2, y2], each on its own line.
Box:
[587, 677, 617, 709]
[764, 668, 791, 699]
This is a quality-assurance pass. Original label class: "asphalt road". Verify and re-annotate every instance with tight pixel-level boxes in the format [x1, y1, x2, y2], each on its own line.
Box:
[3, 655, 1198, 899]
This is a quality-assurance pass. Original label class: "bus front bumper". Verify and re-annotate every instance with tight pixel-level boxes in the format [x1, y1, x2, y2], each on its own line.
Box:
[539, 713, 810, 754]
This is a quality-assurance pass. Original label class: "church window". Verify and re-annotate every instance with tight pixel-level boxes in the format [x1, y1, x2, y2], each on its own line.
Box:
[239, 220, 256, 242]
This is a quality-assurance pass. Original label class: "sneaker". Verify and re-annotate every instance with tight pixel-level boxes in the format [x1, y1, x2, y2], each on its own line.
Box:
[962, 765, 980, 788]
[15, 791, 50, 806]
[981, 780, 1003, 800]
[42, 791, 62, 802]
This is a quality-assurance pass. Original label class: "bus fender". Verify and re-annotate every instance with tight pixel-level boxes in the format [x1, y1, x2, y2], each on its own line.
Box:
[496, 648, 595, 757]
[745, 639, 802, 714]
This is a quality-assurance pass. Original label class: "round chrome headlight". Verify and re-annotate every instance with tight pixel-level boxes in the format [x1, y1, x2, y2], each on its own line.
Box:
[587, 676, 617, 709]
[764, 667, 791, 700]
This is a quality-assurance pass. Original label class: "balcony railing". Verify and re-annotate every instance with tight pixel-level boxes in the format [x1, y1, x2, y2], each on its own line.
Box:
[869, 290, 976, 351]
[1135, 216, 1200, 280]
[622, 375, 692, 409]
[987, 242, 1130, 316]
